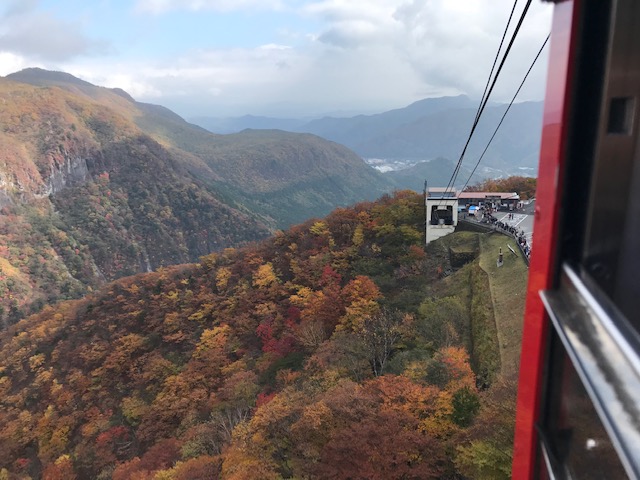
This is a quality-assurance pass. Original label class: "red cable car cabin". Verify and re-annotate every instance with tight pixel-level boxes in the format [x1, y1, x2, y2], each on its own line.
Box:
[513, 0, 640, 478]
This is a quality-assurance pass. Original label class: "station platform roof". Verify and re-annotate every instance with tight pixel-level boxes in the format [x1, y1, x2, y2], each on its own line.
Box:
[458, 191, 519, 200]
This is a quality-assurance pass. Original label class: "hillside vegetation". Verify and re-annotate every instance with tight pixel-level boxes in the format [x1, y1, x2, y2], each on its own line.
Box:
[0, 69, 391, 327]
[6, 68, 392, 228]
[465, 176, 537, 200]
[0, 191, 527, 479]
[0, 78, 268, 327]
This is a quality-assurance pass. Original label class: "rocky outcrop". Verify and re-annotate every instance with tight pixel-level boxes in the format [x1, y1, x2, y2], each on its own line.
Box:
[1, 153, 91, 205]
[41, 155, 91, 197]
[0, 173, 16, 208]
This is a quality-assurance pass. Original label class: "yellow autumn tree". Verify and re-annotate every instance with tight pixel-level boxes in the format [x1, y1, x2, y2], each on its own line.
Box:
[338, 276, 382, 332]
[252, 263, 278, 289]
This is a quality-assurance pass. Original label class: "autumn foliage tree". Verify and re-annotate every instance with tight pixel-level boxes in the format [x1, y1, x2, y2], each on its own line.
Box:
[222, 375, 450, 479]
[465, 175, 537, 200]
[0, 190, 509, 478]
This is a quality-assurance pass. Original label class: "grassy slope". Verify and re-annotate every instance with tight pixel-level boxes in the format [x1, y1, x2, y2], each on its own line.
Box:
[413, 230, 527, 479]
[477, 232, 528, 379]
[428, 231, 528, 382]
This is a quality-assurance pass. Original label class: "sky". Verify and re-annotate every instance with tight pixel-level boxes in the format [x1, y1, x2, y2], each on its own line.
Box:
[0, 0, 553, 119]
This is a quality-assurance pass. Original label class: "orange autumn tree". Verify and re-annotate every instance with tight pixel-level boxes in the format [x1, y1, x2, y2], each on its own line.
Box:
[222, 375, 454, 479]
[42, 455, 77, 480]
[339, 275, 381, 332]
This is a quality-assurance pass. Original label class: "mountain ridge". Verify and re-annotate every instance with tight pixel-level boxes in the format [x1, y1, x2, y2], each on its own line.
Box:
[0, 68, 391, 326]
[191, 95, 543, 179]
[3, 68, 391, 216]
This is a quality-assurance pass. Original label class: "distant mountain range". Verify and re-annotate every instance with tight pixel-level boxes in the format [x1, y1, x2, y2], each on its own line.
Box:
[190, 114, 308, 134]
[191, 95, 543, 179]
[0, 68, 391, 326]
[385, 157, 476, 193]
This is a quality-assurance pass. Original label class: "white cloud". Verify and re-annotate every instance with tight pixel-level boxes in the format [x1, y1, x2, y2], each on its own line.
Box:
[301, 0, 553, 103]
[303, 0, 402, 48]
[0, 52, 34, 76]
[64, 44, 308, 114]
[94, 72, 163, 98]
[0, 0, 109, 61]
[1, 0, 39, 18]
[134, 0, 285, 14]
[303, 0, 400, 24]
[61, 0, 552, 118]
[1, 0, 553, 118]
[259, 43, 293, 51]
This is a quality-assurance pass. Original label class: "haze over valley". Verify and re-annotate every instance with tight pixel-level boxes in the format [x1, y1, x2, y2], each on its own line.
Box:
[191, 95, 543, 180]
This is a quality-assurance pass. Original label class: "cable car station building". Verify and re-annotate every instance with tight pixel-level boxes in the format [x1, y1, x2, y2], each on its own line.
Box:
[425, 188, 522, 244]
[457, 191, 520, 210]
[425, 187, 459, 244]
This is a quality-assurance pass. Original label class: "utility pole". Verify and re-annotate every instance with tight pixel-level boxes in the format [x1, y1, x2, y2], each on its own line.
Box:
[423, 179, 428, 244]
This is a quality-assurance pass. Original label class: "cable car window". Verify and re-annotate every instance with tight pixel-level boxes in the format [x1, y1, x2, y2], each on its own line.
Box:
[532, 0, 640, 477]
[543, 334, 628, 479]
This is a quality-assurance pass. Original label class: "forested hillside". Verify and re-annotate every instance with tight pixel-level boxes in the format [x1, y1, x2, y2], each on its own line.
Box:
[0, 78, 269, 328]
[0, 69, 391, 327]
[466, 176, 537, 199]
[0, 191, 522, 479]
[6, 68, 392, 229]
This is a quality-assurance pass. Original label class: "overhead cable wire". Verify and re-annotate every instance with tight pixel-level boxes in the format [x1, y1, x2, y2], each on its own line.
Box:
[445, 0, 518, 191]
[474, 0, 519, 126]
[448, 0, 533, 190]
[459, 33, 550, 193]
[439, 0, 520, 201]
[438, 0, 533, 204]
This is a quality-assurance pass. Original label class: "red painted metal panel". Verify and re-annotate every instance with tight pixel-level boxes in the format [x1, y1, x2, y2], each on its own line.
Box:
[512, 2, 581, 478]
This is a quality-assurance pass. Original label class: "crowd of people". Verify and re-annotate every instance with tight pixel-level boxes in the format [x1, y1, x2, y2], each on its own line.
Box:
[482, 211, 532, 261]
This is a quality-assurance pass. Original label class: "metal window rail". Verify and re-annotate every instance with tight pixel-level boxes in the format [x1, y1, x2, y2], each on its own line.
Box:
[540, 263, 640, 479]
